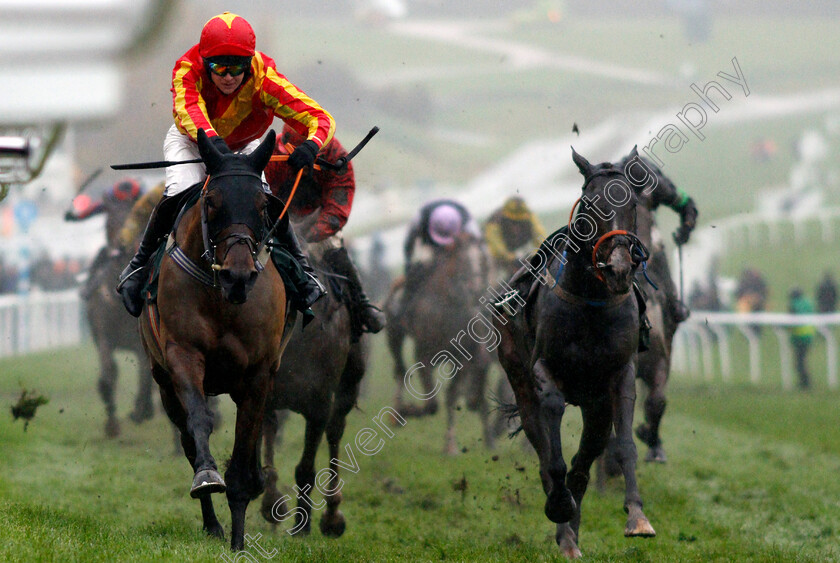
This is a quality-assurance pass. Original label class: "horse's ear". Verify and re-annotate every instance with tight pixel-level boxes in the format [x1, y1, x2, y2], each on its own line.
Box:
[248, 130, 276, 172]
[628, 145, 639, 160]
[197, 129, 224, 170]
[571, 146, 592, 177]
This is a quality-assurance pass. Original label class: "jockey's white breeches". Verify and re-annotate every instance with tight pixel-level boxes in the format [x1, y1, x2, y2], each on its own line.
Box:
[163, 125, 269, 196]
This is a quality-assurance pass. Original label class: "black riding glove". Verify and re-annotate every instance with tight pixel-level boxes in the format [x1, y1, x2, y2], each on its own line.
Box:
[287, 140, 319, 171]
[673, 200, 698, 245]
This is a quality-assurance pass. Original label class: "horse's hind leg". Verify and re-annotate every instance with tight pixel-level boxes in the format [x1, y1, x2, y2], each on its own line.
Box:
[612, 365, 655, 538]
[320, 345, 365, 537]
[129, 352, 154, 424]
[158, 375, 224, 540]
[95, 342, 120, 437]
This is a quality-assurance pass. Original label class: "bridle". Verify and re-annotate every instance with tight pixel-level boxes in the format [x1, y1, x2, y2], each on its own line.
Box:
[567, 167, 650, 285]
[200, 171, 267, 275]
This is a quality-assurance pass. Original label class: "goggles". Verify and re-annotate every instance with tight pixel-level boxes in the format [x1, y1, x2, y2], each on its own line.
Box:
[208, 61, 248, 77]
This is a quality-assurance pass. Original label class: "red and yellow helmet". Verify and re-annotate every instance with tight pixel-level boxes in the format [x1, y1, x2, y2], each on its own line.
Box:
[199, 12, 255, 59]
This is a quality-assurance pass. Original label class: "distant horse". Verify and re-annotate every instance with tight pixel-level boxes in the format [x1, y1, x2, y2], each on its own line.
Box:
[495, 148, 655, 558]
[618, 155, 688, 463]
[66, 187, 154, 437]
[87, 252, 154, 437]
[259, 240, 369, 537]
[139, 129, 290, 551]
[384, 232, 494, 455]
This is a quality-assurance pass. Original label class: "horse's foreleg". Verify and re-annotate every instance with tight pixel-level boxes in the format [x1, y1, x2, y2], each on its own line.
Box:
[444, 371, 461, 456]
[320, 361, 363, 538]
[558, 400, 614, 555]
[637, 358, 668, 463]
[532, 359, 574, 526]
[387, 322, 408, 408]
[158, 376, 223, 540]
[166, 349, 221, 496]
[95, 343, 120, 438]
[226, 369, 272, 551]
[129, 353, 155, 424]
[292, 413, 328, 536]
[612, 364, 655, 538]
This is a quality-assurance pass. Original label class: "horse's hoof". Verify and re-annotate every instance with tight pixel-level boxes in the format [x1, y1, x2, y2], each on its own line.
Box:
[261, 494, 287, 524]
[556, 524, 581, 559]
[190, 469, 226, 498]
[128, 406, 153, 424]
[204, 523, 225, 540]
[105, 417, 120, 438]
[545, 489, 576, 524]
[625, 516, 656, 537]
[319, 510, 346, 537]
[645, 446, 667, 464]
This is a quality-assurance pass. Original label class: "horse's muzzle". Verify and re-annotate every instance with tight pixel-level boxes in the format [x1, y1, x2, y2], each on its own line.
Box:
[218, 268, 259, 304]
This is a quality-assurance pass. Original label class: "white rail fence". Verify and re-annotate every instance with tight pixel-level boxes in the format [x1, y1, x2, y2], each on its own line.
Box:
[0, 290, 86, 358]
[673, 311, 840, 390]
[678, 206, 840, 298]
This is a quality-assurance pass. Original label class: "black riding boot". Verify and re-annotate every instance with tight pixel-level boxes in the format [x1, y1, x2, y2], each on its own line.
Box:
[115, 195, 176, 317]
[277, 221, 325, 310]
[324, 246, 386, 334]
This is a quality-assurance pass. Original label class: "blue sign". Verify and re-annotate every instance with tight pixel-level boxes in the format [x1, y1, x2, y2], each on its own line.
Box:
[14, 200, 38, 233]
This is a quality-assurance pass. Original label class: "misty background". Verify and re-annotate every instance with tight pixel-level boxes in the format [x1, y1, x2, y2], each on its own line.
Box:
[2, 0, 839, 306]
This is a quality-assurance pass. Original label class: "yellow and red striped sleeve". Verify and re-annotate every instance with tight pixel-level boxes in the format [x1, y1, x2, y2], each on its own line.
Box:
[258, 58, 335, 149]
[171, 57, 218, 141]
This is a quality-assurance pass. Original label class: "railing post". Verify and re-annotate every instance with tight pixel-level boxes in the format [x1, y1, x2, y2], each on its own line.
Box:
[816, 326, 838, 390]
[772, 327, 794, 390]
[709, 325, 731, 381]
[735, 324, 762, 385]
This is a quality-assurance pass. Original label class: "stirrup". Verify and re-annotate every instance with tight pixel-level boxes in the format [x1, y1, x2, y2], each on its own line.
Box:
[493, 290, 522, 310]
[115, 265, 144, 292]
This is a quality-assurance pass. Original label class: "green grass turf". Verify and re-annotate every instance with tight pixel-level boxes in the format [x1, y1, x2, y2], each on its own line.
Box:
[2, 340, 839, 562]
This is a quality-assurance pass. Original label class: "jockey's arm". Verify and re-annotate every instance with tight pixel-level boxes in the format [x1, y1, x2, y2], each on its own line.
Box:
[305, 149, 355, 243]
[64, 195, 104, 222]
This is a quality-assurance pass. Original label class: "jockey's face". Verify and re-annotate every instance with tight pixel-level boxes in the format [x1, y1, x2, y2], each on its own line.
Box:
[210, 71, 244, 95]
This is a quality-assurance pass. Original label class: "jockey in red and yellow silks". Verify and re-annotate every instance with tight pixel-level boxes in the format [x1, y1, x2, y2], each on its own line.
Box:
[116, 11, 331, 318]
[171, 47, 334, 153]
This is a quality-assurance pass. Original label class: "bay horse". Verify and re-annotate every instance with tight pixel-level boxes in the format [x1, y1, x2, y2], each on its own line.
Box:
[86, 251, 154, 437]
[384, 231, 494, 455]
[494, 148, 655, 558]
[259, 239, 369, 537]
[138, 129, 290, 551]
